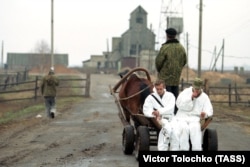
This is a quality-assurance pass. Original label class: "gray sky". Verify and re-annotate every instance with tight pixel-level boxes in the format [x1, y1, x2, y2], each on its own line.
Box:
[0, 0, 250, 70]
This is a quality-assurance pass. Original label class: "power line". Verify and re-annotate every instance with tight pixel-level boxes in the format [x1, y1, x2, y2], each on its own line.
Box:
[224, 55, 250, 59]
[223, 19, 250, 39]
[189, 44, 250, 60]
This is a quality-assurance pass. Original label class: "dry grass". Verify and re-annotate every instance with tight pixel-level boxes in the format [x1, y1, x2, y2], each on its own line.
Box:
[180, 67, 250, 103]
[181, 67, 246, 84]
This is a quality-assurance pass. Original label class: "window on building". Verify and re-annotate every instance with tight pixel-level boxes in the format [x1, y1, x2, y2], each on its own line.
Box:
[136, 17, 143, 24]
[97, 62, 101, 69]
[130, 44, 141, 55]
[130, 44, 137, 55]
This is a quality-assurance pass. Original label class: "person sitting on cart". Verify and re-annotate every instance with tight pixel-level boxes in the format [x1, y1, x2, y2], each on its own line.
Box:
[174, 77, 213, 150]
[143, 79, 179, 151]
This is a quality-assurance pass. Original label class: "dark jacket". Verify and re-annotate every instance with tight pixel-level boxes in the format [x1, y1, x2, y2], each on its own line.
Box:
[41, 73, 59, 97]
[155, 39, 187, 86]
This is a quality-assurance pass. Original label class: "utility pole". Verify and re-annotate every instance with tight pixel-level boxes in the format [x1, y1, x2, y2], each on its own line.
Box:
[136, 41, 139, 67]
[209, 46, 217, 70]
[210, 39, 224, 72]
[197, 0, 203, 77]
[51, 0, 54, 68]
[106, 38, 109, 68]
[221, 39, 224, 73]
[186, 33, 189, 82]
[1, 41, 3, 69]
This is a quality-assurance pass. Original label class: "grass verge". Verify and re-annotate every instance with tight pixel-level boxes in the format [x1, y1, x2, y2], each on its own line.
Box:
[0, 97, 84, 125]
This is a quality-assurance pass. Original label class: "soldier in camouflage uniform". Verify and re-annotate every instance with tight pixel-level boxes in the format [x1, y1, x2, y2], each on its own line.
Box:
[41, 67, 59, 118]
[155, 28, 187, 114]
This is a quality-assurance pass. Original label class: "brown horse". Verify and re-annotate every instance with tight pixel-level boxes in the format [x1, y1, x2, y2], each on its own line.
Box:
[113, 68, 153, 125]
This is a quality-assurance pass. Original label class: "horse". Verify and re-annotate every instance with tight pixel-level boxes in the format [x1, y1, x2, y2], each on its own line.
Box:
[113, 68, 153, 125]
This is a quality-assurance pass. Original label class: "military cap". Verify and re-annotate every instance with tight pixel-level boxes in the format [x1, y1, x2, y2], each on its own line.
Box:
[165, 28, 177, 36]
[193, 77, 203, 89]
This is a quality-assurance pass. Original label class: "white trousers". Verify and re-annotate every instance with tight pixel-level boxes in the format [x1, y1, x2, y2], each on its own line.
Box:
[157, 119, 179, 151]
[175, 120, 202, 151]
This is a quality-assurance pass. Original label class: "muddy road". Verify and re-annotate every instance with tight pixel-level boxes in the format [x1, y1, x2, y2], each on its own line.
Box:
[0, 74, 250, 167]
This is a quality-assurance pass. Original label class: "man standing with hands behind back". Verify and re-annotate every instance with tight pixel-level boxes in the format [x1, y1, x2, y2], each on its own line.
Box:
[155, 27, 187, 114]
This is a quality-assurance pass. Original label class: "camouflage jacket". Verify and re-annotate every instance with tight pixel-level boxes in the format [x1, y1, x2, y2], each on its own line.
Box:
[155, 39, 187, 86]
[40, 74, 59, 97]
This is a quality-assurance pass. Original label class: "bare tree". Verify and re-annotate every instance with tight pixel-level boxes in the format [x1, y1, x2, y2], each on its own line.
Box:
[33, 40, 51, 74]
[34, 40, 51, 53]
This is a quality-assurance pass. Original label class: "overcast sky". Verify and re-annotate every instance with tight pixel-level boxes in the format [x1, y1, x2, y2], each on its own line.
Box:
[0, 0, 250, 70]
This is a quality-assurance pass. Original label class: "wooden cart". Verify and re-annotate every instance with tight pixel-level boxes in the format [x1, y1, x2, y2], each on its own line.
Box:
[109, 67, 218, 160]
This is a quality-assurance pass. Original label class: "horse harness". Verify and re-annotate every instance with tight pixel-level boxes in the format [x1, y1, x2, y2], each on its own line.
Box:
[118, 83, 152, 101]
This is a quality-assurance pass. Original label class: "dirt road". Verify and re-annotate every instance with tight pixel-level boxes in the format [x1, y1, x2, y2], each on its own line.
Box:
[0, 73, 250, 167]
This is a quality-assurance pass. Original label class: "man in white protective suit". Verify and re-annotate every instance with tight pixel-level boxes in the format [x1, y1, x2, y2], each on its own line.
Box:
[143, 79, 179, 151]
[175, 77, 213, 150]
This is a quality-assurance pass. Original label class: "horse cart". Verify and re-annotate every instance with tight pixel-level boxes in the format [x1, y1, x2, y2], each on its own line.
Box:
[109, 67, 218, 160]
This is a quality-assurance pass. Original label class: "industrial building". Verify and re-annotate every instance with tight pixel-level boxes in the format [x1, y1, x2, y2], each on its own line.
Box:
[6, 53, 68, 70]
[82, 6, 158, 73]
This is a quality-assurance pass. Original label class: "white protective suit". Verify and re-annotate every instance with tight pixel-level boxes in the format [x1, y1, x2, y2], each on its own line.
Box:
[175, 87, 213, 150]
[143, 89, 178, 150]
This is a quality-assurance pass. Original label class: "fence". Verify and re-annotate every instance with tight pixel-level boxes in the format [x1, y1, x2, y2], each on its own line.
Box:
[0, 70, 29, 90]
[180, 79, 250, 106]
[0, 74, 91, 103]
[208, 83, 250, 106]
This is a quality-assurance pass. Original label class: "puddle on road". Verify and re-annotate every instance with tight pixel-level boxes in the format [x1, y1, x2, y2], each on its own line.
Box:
[55, 158, 94, 167]
[55, 156, 136, 167]
[52, 120, 83, 125]
[101, 93, 111, 98]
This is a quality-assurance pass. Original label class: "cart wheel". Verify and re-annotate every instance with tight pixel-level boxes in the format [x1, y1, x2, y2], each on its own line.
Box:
[134, 126, 150, 160]
[203, 128, 218, 151]
[122, 125, 135, 154]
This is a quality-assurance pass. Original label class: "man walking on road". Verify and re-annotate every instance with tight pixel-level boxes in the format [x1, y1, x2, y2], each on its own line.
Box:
[155, 27, 187, 114]
[41, 67, 59, 118]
